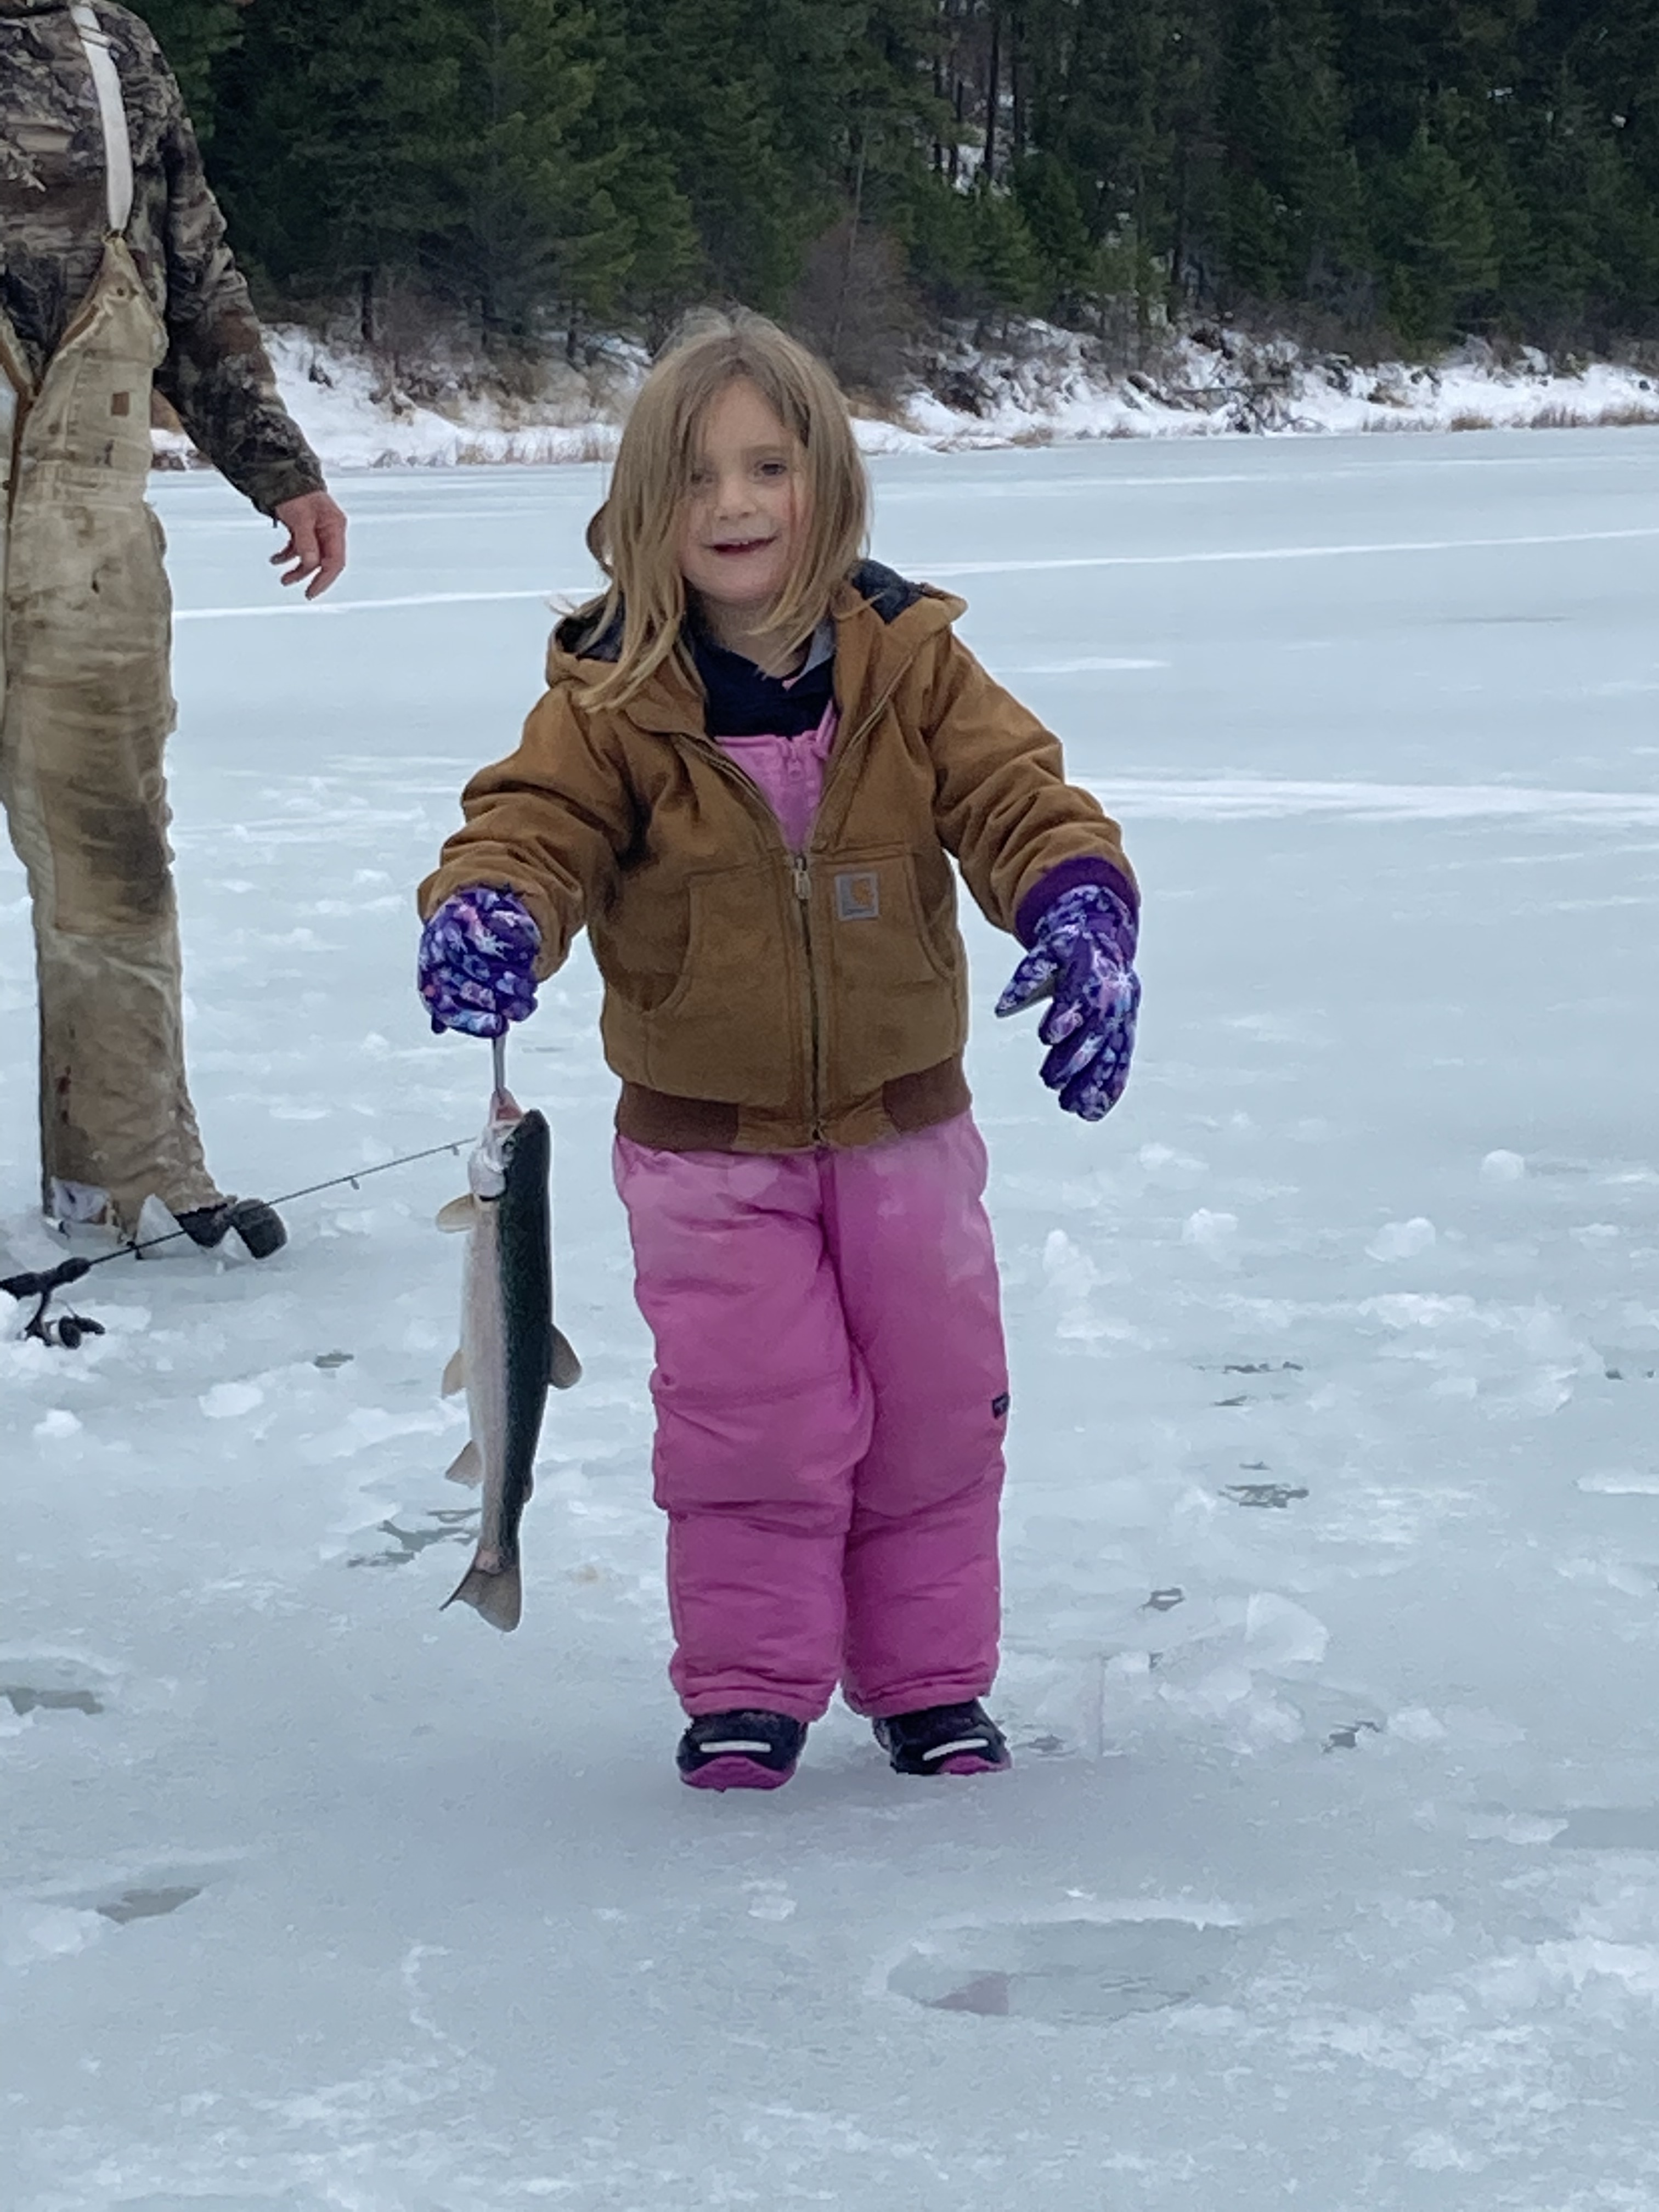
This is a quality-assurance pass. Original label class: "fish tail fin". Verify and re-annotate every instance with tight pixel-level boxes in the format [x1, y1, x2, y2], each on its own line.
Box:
[442, 1557, 522, 1633]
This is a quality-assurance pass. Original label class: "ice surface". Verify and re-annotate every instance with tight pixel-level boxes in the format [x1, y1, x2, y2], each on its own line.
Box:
[6, 433, 1659, 2205]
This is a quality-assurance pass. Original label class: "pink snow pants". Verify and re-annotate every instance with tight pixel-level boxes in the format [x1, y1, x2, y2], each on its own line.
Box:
[613, 1114, 1008, 1723]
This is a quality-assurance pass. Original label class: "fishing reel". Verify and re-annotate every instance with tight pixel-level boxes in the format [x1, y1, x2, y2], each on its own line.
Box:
[1, 1257, 106, 1351]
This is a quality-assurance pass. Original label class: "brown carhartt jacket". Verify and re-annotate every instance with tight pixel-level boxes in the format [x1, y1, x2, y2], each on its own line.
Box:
[420, 562, 1137, 1153]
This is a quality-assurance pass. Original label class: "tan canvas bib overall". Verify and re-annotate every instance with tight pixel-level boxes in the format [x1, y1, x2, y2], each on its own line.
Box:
[0, 3, 216, 1230]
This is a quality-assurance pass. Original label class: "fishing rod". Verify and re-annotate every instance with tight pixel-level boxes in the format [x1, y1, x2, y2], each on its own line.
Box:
[2, 1131, 472, 1350]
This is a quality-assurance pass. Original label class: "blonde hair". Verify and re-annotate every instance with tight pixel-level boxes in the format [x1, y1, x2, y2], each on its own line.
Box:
[578, 311, 868, 709]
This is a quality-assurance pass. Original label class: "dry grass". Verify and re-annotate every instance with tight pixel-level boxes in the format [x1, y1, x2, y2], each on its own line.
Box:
[1359, 398, 1659, 436]
[845, 390, 912, 430]
[1524, 401, 1659, 430]
[450, 427, 619, 465]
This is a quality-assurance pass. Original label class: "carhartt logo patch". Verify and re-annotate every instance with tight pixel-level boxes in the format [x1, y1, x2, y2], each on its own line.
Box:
[110, 391, 131, 417]
[834, 870, 880, 921]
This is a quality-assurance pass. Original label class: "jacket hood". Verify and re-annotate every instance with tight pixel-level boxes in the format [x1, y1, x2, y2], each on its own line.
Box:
[544, 560, 966, 730]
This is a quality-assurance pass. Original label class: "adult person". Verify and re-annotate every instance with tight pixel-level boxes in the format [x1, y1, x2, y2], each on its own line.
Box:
[0, 0, 347, 1257]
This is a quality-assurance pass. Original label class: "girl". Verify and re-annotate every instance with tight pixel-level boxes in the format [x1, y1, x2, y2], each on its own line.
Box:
[417, 314, 1139, 1791]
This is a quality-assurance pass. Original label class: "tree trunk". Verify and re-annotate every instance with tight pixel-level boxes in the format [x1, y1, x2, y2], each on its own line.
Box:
[1011, 4, 1025, 166]
[984, 5, 1002, 184]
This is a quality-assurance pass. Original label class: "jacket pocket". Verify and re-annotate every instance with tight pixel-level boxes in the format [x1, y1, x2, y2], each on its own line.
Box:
[816, 844, 967, 1102]
[600, 860, 800, 1110]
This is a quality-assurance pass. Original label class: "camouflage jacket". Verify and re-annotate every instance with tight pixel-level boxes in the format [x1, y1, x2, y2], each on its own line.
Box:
[0, 0, 324, 514]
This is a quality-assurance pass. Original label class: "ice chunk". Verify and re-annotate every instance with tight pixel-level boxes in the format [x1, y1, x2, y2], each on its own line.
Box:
[1367, 1216, 1437, 1261]
[1244, 1593, 1329, 1669]
[199, 1380, 264, 1420]
[1182, 1209, 1238, 1252]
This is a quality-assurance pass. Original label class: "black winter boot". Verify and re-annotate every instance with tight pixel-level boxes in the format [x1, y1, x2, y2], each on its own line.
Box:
[676, 1709, 807, 1791]
[873, 1700, 1011, 1776]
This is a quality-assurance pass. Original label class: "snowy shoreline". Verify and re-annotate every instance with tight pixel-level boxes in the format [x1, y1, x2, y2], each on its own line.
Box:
[154, 321, 1659, 475]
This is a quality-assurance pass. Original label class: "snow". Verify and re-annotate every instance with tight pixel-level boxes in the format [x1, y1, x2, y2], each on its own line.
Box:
[149, 323, 1659, 477]
[7, 430, 1659, 2204]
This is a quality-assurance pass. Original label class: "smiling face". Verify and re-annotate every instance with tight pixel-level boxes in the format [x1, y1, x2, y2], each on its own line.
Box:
[676, 377, 808, 652]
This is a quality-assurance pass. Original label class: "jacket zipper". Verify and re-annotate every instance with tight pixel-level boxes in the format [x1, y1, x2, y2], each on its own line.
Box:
[791, 851, 823, 1141]
[674, 736, 823, 1134]
[672, 652, 917, 1143]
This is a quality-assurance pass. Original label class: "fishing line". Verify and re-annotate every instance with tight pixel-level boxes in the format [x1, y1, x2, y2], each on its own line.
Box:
[2, 1130, 473, 1347]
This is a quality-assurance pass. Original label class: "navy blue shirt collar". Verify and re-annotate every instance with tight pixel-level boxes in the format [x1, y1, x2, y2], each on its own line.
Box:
[690, 616, 836, 738]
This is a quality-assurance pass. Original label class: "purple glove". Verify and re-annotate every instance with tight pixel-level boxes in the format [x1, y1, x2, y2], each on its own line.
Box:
[418, 886, 541, 1038]
[995, 881, 1139, 1121]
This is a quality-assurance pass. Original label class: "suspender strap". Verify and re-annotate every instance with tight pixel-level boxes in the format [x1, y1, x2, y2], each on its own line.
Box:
[69, 3, 134, 238]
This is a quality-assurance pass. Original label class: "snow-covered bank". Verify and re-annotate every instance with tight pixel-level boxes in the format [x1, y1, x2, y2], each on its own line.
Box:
[152, 320, 1659, 475]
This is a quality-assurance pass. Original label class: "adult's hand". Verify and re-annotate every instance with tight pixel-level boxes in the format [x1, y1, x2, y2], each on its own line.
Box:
[271, 489, 348, 599]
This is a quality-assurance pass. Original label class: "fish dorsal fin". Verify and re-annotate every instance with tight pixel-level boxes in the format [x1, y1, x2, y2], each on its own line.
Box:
[441, 1347, 466, 1397]
[436, 1194, 477, 1233]
[550, 1325, 583, 1391]
[444, 1438, 484, 1487]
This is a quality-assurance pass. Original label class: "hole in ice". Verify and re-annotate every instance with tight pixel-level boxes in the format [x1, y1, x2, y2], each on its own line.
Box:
[1549, 1808, 1659, 1852]
[1600, 1354, 1659, 1383]
[1220, 1361, 1305, 1375]
[0, 1657, 111, 1717]
[96, 1885, 202, 1925]
[1144, 1587, 1185, 1613]
[2, 1683, 103, 1717]
[1323, 1720, 1384, 1753]
[313, 1349, 354, 1369]
[890, 1917, 1243, 2024]
[1222, 1483, 1308, 1510]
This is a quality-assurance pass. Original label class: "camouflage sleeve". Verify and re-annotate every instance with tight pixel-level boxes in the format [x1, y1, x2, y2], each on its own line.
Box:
[147, 53, 325, 516]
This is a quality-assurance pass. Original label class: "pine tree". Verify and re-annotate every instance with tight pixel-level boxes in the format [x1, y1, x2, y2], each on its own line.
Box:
[151, 0, 1659, 366]
[212, 0, 465, 336]
[614, 0, 859, 308]
[1217, 0, 1364, 311]
[448, 0, 697, 345]
[1380, 122, 1500, 339]
[127, 0, 246, 136]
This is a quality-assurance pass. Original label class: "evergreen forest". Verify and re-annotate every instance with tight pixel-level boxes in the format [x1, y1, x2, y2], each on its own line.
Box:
[137, 1, 1659, 376]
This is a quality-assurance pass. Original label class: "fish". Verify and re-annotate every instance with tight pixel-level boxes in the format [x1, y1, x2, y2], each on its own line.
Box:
[436, 1087, 581, 1630]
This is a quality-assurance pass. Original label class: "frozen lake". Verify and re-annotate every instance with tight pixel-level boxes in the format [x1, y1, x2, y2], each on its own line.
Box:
[6, 430, 1659, 2208]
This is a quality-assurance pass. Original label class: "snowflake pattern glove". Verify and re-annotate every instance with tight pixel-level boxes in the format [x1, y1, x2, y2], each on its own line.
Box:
[995, 882, 1140, 1122]
[417, 887, 541, 1039]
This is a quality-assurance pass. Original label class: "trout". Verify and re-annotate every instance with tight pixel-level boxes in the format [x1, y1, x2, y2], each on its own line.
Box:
[437, 1089, 580, 1630]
